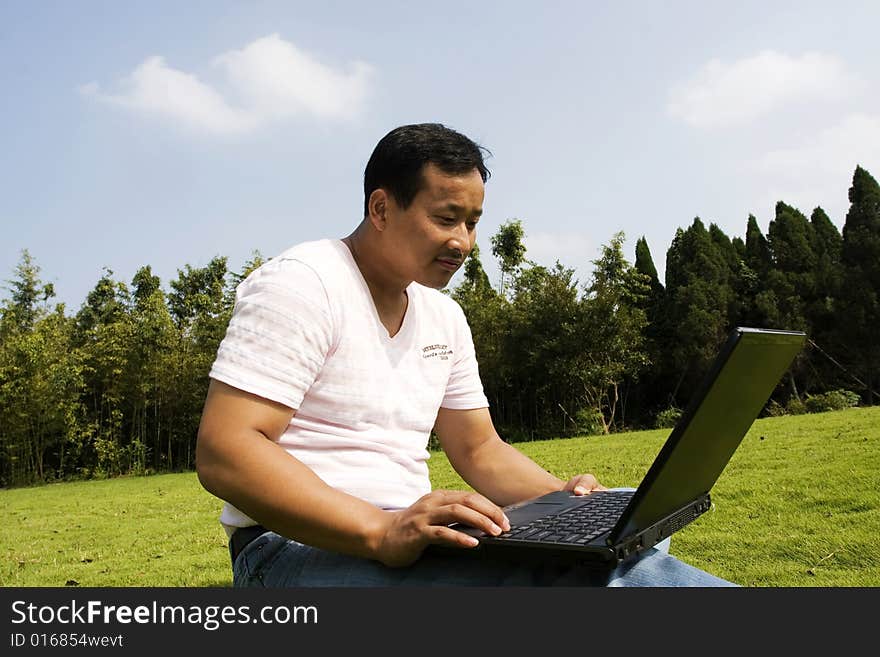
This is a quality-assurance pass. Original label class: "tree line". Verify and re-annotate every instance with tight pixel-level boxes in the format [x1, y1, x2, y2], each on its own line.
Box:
[455, 165, 879, 441]
[1, 166, 878, 486]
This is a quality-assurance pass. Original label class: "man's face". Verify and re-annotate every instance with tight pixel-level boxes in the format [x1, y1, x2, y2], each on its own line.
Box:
[381, 163, 484, 289]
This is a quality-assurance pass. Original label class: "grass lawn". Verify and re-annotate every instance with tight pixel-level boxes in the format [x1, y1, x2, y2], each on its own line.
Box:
[2, 406, 878, 587]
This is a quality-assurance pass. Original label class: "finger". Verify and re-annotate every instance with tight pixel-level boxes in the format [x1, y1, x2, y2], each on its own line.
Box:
[430, 503, 507, 537]
[567, 474, 603, 495]
[435, 490, 510, 530]
[429, 525, 480, 549]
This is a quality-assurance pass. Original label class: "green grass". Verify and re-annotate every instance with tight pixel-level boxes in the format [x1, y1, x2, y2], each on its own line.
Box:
[2, 407, 878, 587]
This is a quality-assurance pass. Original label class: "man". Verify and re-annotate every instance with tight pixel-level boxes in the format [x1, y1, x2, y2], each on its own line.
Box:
[196, 123, 734, 586]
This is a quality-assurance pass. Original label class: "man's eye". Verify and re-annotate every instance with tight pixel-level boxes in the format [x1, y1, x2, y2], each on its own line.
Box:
[437, 216, 457, 224]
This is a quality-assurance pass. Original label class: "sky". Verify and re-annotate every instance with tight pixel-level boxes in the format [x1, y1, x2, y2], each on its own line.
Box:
[2, 0, 879, 311]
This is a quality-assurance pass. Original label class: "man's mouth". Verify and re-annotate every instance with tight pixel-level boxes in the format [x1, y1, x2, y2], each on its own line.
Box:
[435, 257, 462, 272]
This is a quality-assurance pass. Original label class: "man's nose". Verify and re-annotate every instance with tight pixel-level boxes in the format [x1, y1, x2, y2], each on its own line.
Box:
[446, 223, 470, 253]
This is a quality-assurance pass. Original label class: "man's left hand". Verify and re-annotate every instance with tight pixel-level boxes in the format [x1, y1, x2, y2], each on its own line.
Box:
[563, 474, 608, 496]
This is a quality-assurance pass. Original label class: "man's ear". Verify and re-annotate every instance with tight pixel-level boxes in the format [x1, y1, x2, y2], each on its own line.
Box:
[367, 188, 390, 231]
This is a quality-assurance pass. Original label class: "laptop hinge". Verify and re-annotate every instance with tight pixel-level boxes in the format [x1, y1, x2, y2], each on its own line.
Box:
[609, 494, 712, 559]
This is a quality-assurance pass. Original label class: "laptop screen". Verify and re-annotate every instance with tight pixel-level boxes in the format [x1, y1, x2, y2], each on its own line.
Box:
[610, 328, 806, 543]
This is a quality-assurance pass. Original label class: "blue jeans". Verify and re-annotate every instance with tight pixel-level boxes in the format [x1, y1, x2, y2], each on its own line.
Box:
[232, 531, 737, 587]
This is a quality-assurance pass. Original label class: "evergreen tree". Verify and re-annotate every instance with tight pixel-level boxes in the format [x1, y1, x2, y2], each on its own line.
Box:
[709, 223, 743, 323]
[732, 236, 746, 261]
[744, 215, 773, 276]
[660, 218, 734, 408]
[806, 206, 844, 363]
[632, 237, 666, 422]
[839, 166, 880, 403]
[737, 215, 774, 328]
[634, 237, 664, 297]
[765, 202, 820, 399]
[765, 202, 816, 333]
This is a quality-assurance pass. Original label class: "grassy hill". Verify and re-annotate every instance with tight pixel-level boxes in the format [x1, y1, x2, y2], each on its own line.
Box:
[2, 406, 878, 587]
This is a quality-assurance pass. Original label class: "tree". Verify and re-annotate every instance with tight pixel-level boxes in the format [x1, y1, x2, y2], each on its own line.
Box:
[839, 166, 880, 403]
[660, 218, 735, 407]
[709, 223, 744, 323]
[744, 214, 773, 277]
[458, 243, 493, 297]
[75, 268, 128, 336]
[634, 237, 664, 300]
[633, 235, 666, 344]
[126, 266, 177, 473]
[735, 215, 774, 329]
[167, 256, 230, 332]
[73, 269, 133, 476]
[633, 237, 667, 423]
[766, 202, 816, 331]
[0, 255, 84, 485]
[452, 244, 509, 431]
[1, 250, 55, 335]
[131, 265, 161, 308]
[166, 257, 233, 469]
[490, 219, 527, 298]
[577, 232, 650, 433]
[225, 251, 266, 307]
[506, 261, 584, 438]
[804, 207, 844, 388]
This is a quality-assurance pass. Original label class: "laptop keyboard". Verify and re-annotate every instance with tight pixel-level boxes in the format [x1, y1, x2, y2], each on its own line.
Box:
[494, 490, 634, 545]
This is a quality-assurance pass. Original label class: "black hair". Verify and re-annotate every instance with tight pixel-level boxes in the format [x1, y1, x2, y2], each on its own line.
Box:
[363, 123, 491, 218]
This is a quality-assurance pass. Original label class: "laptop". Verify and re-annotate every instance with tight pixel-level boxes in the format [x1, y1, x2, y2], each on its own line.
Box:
[435, 326, 806, 568]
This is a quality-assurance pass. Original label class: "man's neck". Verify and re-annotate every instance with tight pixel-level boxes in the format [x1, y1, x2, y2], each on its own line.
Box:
[342, 229, 409, 324]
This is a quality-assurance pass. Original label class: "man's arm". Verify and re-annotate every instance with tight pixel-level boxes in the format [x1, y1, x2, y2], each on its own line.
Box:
[433, 406, 605, 507]
[196, 380, 510, 567]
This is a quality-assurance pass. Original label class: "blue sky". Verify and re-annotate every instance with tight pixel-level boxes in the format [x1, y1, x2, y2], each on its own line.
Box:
[2, 1, 879, 310]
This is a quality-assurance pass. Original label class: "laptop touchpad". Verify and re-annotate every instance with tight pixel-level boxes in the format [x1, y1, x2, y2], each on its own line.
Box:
[508, 501, 566, 525]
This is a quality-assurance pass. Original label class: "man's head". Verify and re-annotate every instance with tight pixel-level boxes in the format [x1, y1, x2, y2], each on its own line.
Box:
[358, 124, 492, 290]
[363, 123, 490, 219]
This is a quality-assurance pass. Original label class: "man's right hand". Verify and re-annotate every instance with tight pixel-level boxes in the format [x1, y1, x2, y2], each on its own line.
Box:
[374, 490, 511, 567]
[198, 382, 511, 569]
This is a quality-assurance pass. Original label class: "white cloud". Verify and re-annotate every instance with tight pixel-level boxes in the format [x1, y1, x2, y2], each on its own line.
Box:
[80, 56, 257, 135]
[750, 113, 880, 221]
[668, 50, 861, 128]
[80, 34, 373, 135]
[214, 33, 372, 121]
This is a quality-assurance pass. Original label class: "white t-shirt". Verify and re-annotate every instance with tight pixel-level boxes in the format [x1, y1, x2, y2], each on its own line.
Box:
[209, 239, 489, 531]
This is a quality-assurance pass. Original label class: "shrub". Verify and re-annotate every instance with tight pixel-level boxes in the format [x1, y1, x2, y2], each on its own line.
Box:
[575, 408, 604, 436]
[764, 399, 786, 417]
[785, 397, 807, 415]
[804, 389, 860, 413]
[654, 406, 682, 429]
